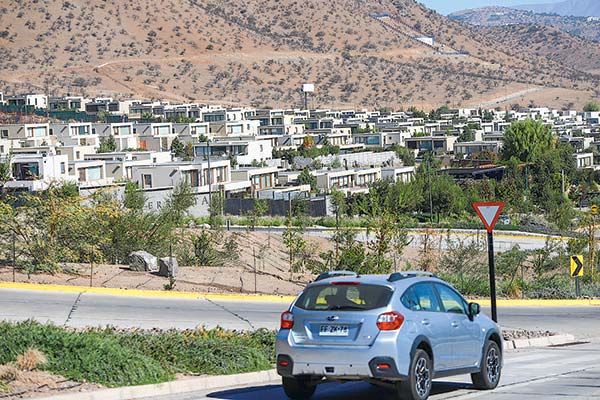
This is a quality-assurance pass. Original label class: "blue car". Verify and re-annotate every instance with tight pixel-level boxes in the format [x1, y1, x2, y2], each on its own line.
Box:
[276, 271, 502, 400]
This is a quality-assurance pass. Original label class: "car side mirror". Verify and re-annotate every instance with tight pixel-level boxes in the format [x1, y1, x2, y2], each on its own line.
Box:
[468, 302, 481, 321]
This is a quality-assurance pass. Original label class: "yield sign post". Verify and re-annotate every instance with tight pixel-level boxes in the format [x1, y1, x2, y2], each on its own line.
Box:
[473, 202, 505, 323]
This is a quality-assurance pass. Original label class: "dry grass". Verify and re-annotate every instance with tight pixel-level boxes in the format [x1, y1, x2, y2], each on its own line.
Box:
[0, 364, 20, 382]
[16, 349, 47, 372]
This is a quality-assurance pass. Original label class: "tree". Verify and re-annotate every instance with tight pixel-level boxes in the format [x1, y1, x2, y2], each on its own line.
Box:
[184, 142, 194, 161]
[584, 101, 600, 112]
[501, 119, 553, 163]
[392, 145, 415, 166]
[298, 167, 317, 191]
[457, 127, 475, 143]
[0, 153, 12, 187]
[170, 137, 185, 158]
[98, 135, 117, 153]
[248, 199, 268, 231]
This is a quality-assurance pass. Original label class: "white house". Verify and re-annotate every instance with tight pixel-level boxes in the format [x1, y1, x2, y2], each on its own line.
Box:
[194, 139, 272, 166]
[3, 153, 72, 191]
[381, 166, 416, 183]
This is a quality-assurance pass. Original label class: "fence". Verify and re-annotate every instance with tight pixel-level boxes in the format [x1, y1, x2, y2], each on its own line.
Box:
[224, 197, 329, 217]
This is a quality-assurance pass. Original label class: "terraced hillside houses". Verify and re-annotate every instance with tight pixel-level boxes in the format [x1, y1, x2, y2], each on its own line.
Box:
[1, 93, 600, 216]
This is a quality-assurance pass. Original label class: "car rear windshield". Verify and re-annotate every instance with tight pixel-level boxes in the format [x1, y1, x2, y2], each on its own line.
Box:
[294, 284, 393, 311]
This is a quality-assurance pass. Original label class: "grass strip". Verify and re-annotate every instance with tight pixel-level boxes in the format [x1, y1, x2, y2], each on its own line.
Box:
[0, 321, 275, 387]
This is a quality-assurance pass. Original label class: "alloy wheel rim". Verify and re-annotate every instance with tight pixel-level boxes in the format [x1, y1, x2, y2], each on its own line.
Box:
[486, 347, 500, 383]
[414, 357, 431, 397]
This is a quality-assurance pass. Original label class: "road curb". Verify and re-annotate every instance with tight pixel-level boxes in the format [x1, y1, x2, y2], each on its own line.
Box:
[34, 369, 279, 400]
[503, 334, 576, 350]
[2, 281, 599, 307]
[0, 281, 296, 303]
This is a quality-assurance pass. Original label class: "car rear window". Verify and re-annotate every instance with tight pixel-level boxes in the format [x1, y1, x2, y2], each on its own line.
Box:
[294, 284, 393, 311]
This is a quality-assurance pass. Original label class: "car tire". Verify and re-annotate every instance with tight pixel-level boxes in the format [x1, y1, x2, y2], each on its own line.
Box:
[396, 349, 432, 400]
[282, 376, 317, 399]
[471, 340, 502, 390]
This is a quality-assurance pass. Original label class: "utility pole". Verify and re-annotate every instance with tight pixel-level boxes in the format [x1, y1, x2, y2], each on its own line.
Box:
[206, 141, 212, 210]
[427, 159, 433, 223]
[12, 232, 16, 283]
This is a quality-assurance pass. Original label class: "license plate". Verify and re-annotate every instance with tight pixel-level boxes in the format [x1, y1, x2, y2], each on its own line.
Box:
[319, 325, 349, 336]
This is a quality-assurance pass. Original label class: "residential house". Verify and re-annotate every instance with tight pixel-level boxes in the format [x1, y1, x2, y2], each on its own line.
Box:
[381, 166, 416, 183]
[231, 166, 279, 196]
[3, 153, 71, 191]
[47, 96, 86, 112]
[93, 122, 138, 151]
[404, 135, 458, 154]
[0, 123, 55, 147]
[68, 160, 113, 188]
[574, 153, 595, 169]
[194, 139, 272, 166]
[454, 141, 502, 157]
[135, 122, 176, 152]
[50, 122, 99, 147]
[6, 94, 47, 109]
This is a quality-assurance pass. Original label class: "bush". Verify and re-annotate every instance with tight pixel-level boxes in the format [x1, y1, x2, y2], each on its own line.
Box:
[0, 321, 277, 387]
[0, 321, 171, 387]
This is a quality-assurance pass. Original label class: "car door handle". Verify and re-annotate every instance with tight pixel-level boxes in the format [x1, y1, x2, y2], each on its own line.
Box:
[421, 319, 430, 326]
[451, 321, 459, 328]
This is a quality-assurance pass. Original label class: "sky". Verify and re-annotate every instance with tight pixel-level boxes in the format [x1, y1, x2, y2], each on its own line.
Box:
[419, 0, 561, 15]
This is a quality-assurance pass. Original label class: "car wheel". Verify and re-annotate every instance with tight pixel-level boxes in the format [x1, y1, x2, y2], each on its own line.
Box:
[397, 349, 432, 400]
[471, 340, 502, 390]
[282, 376, 317, 399]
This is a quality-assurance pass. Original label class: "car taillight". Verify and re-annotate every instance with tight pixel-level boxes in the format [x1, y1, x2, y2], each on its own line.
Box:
[377, 311, 404, 330]
[280, 311, 294, 329]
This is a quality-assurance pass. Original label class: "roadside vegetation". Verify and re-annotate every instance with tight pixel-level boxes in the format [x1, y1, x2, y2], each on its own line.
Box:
[1, 119, 600, 299]
[0, 321, 275, 387]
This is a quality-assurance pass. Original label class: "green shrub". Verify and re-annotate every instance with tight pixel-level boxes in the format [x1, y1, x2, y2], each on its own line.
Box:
[0, 322, 276, 387]
[0, 321, 171, 387]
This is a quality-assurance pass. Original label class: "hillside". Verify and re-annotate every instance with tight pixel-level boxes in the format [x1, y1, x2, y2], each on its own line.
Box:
[477, 24, 600, 74]
[0, 0, 597, 110]
[449, 7, 600, 43]
[514, 0, 600, 17]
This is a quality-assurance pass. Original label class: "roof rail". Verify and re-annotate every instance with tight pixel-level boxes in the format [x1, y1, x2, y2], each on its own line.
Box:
[315, 270, 358, 282]
[388, 271, 437, 282]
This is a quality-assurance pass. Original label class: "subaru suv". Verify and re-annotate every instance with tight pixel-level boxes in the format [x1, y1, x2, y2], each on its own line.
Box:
[276, 271, 502, 400]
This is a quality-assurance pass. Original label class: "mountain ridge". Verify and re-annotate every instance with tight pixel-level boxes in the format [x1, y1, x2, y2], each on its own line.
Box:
[514, 0, 600, 17]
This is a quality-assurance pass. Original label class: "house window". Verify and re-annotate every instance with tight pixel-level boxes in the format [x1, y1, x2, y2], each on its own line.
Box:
[143, 174, 152, 188]
[60, 162, 65, 174]
[0, 130, 8, 138]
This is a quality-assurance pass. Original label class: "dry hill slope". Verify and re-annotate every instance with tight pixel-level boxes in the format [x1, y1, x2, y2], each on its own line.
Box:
[0, 0, 597, 109]
[449, 6, 600, 43]
[478, 24, 600, 73]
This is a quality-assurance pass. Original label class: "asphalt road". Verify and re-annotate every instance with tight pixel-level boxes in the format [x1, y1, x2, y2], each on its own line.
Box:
[1, 289, 599, 339]
[143, 341, 600, 400]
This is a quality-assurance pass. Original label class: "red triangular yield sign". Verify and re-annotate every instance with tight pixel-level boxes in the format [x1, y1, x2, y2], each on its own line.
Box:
[473, 202, 505, 233]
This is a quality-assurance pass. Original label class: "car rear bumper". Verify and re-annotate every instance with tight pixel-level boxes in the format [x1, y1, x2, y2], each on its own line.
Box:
[276, 330, 412, 379]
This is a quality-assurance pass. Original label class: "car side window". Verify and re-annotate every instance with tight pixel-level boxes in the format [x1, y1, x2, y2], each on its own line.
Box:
[401, 287, 421, 311]
[410, 283, 441, 312]
[435, 284, 468, 315]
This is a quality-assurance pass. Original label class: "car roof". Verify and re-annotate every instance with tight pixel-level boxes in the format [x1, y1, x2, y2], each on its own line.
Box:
[306, 272, 447, 292]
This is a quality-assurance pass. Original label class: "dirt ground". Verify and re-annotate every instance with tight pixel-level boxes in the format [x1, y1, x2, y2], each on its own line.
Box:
[0, 368, 102, 399]
[0, 231, 423, 296]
